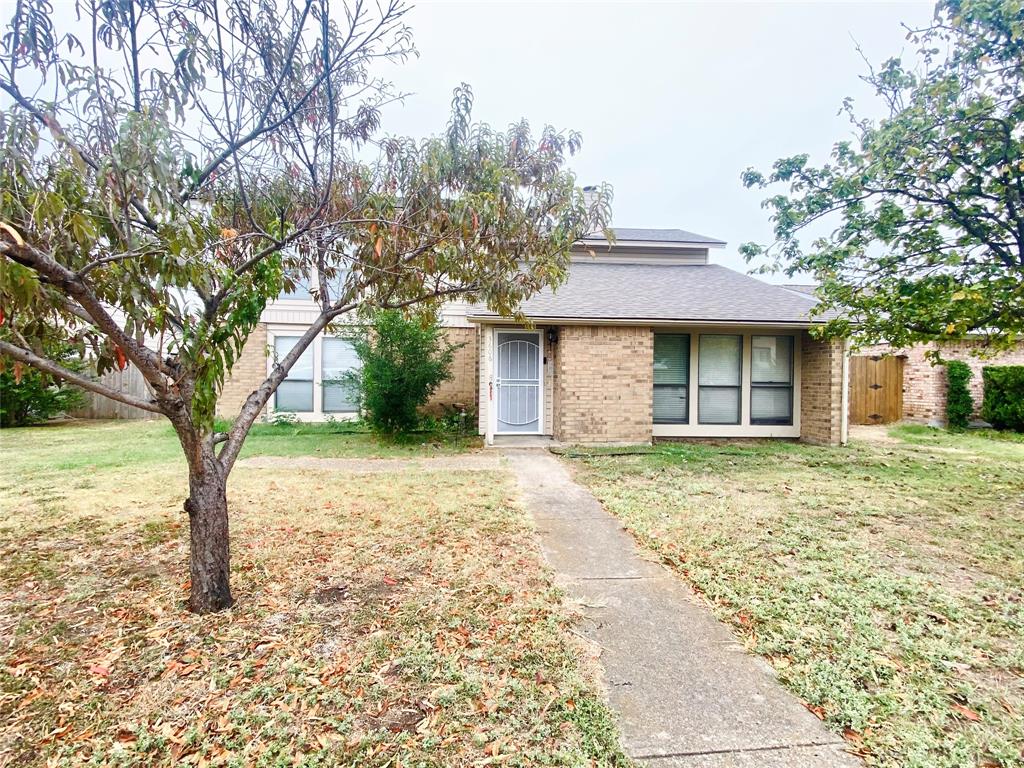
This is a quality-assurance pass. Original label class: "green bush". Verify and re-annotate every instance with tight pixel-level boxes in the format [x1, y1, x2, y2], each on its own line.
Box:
[981, 365, 1024, 432]
[944, 360, 973, 430]
[0, 347, 87, 427]
[346, 310, 458, 435]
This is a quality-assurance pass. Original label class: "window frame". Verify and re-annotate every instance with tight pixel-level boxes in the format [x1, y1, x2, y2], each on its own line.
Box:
[653, 333, 691, 425]
[267, 329, 361, 421]
[697, 334, 743, 426]
[320, 336, 359, 414]
[749, 334, 794, 426]
[273, 335, 315, 413]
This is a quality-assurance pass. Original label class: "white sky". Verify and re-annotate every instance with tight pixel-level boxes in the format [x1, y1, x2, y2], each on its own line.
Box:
[376, 0, 936, 279]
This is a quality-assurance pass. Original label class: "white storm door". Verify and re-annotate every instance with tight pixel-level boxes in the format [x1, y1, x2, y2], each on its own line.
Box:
[495, 331, 542, 434]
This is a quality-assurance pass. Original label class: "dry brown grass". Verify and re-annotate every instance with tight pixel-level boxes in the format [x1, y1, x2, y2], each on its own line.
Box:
[0, 423, 627, 767]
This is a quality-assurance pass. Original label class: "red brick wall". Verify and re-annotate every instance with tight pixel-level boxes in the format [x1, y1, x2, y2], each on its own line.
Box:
[859, 340, 1024, 425]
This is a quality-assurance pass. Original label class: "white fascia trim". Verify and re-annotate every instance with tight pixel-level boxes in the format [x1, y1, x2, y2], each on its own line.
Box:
[467, 316, 823, 329]
[578, 240, 726, 249]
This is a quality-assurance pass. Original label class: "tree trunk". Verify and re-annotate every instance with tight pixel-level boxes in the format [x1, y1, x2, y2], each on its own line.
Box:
[184, 452, 234, 613]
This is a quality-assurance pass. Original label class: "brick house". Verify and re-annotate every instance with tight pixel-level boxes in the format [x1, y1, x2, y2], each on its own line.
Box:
[217, 227, 849, 446]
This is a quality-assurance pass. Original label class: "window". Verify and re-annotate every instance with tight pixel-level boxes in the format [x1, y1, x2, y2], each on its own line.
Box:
[322, 337, 359, 413]
[277, 269, 348, 302]
[751, 335, 793, 425]
[274, 336, 314, 412]
[653, 334, 690, 423]
[698, 334, 741, 424]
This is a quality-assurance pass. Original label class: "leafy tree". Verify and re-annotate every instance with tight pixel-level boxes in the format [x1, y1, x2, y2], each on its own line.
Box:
[346, 309, 457, 435]
[0, 343, 86, 427]
[0, 0, 612, 612]
[741, 0, 1024, 351]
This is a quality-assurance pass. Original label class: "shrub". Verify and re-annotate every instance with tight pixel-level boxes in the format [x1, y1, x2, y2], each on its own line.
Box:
[981, 366, 1024, 432]
[0, 346, 87, 427]
[346, 310, 459, 435]
[944, 361, 973, 430]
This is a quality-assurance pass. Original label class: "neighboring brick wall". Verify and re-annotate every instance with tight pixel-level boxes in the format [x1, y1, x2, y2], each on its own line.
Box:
[553, 325, 653, 444]
[861, 340, 1024, 425]
[800, 332, 844, 445]
[425, 326, 479, 414]
[217, 323, 268, 418]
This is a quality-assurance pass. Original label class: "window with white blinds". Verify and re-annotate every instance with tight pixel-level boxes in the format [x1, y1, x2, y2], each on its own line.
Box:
[653, 334, 690, 423]
[751, 335, 794, 424]
[274, 336, 314, 412]
[322, 338, 359, 413]
[698, 334, 742, 424]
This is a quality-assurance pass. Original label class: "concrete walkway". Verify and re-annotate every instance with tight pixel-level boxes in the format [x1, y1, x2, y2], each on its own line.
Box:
[502, 449, 860, 767]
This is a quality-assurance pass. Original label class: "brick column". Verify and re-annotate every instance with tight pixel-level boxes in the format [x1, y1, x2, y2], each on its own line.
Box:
[800, 331, 844, 446]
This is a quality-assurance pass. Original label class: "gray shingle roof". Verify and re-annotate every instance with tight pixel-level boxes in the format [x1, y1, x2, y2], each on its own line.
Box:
[469, 262, 836, 324]
[580, 227, 726, 246]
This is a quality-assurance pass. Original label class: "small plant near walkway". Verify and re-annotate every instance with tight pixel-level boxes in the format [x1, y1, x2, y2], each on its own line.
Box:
[346, 310, 460, 436]
[0, 422, 626, 766]
[567, 428, 1024, 768]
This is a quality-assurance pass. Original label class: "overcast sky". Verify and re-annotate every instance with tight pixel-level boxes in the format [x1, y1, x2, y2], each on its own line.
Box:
[377, 0, 936, 279]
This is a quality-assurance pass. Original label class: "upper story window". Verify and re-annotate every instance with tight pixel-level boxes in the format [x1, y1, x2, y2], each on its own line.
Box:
[277, 270, 349, 303]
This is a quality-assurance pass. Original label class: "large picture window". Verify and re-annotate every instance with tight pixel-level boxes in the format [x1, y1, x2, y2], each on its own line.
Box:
[751, 335, 794, 425]
[698, 334, 741, 424]
[322, 337, 359, 413]
[274, 336, 314, 412]
[653, 334, 690, 424]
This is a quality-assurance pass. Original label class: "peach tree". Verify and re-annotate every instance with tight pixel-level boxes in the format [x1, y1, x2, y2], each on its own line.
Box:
[0, 0, 611, 613]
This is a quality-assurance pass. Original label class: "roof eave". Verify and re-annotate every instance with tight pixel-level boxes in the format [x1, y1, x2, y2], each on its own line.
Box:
[466, 314, 828, 328]
[576, 239, 726, 250]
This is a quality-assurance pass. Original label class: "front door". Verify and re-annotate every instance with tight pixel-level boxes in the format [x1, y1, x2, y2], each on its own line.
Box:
[495, 331, 542, 434]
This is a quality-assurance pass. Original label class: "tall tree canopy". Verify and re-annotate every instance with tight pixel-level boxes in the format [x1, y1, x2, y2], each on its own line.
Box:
[0, 0, 611, 612]
[741, 0, 1023, 350]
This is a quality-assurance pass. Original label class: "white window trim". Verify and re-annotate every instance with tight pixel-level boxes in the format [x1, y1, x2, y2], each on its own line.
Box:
[265, 325, 360, 423]
[653, 326, 801, 438]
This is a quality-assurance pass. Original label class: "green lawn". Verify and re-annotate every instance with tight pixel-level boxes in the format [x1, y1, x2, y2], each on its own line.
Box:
[0, 419, 481, 489]
[0, 421, 625, 767]
[567, 426, 1024, 768]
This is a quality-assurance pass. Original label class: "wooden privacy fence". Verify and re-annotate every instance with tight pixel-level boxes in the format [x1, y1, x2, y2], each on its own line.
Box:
[849, 355, 904, 425]
[71, 365, 158, 420]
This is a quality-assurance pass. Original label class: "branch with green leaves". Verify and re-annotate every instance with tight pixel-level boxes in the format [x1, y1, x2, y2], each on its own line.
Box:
[741, 0, 1023, 351]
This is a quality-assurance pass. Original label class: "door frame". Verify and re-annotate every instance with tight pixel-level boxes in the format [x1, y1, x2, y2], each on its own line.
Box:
[491, 328, 544, 436]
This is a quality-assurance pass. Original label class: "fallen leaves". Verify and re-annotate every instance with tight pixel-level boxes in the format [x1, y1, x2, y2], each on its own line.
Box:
[1, 427, 627, 766]
[950, 703, 982, 722]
